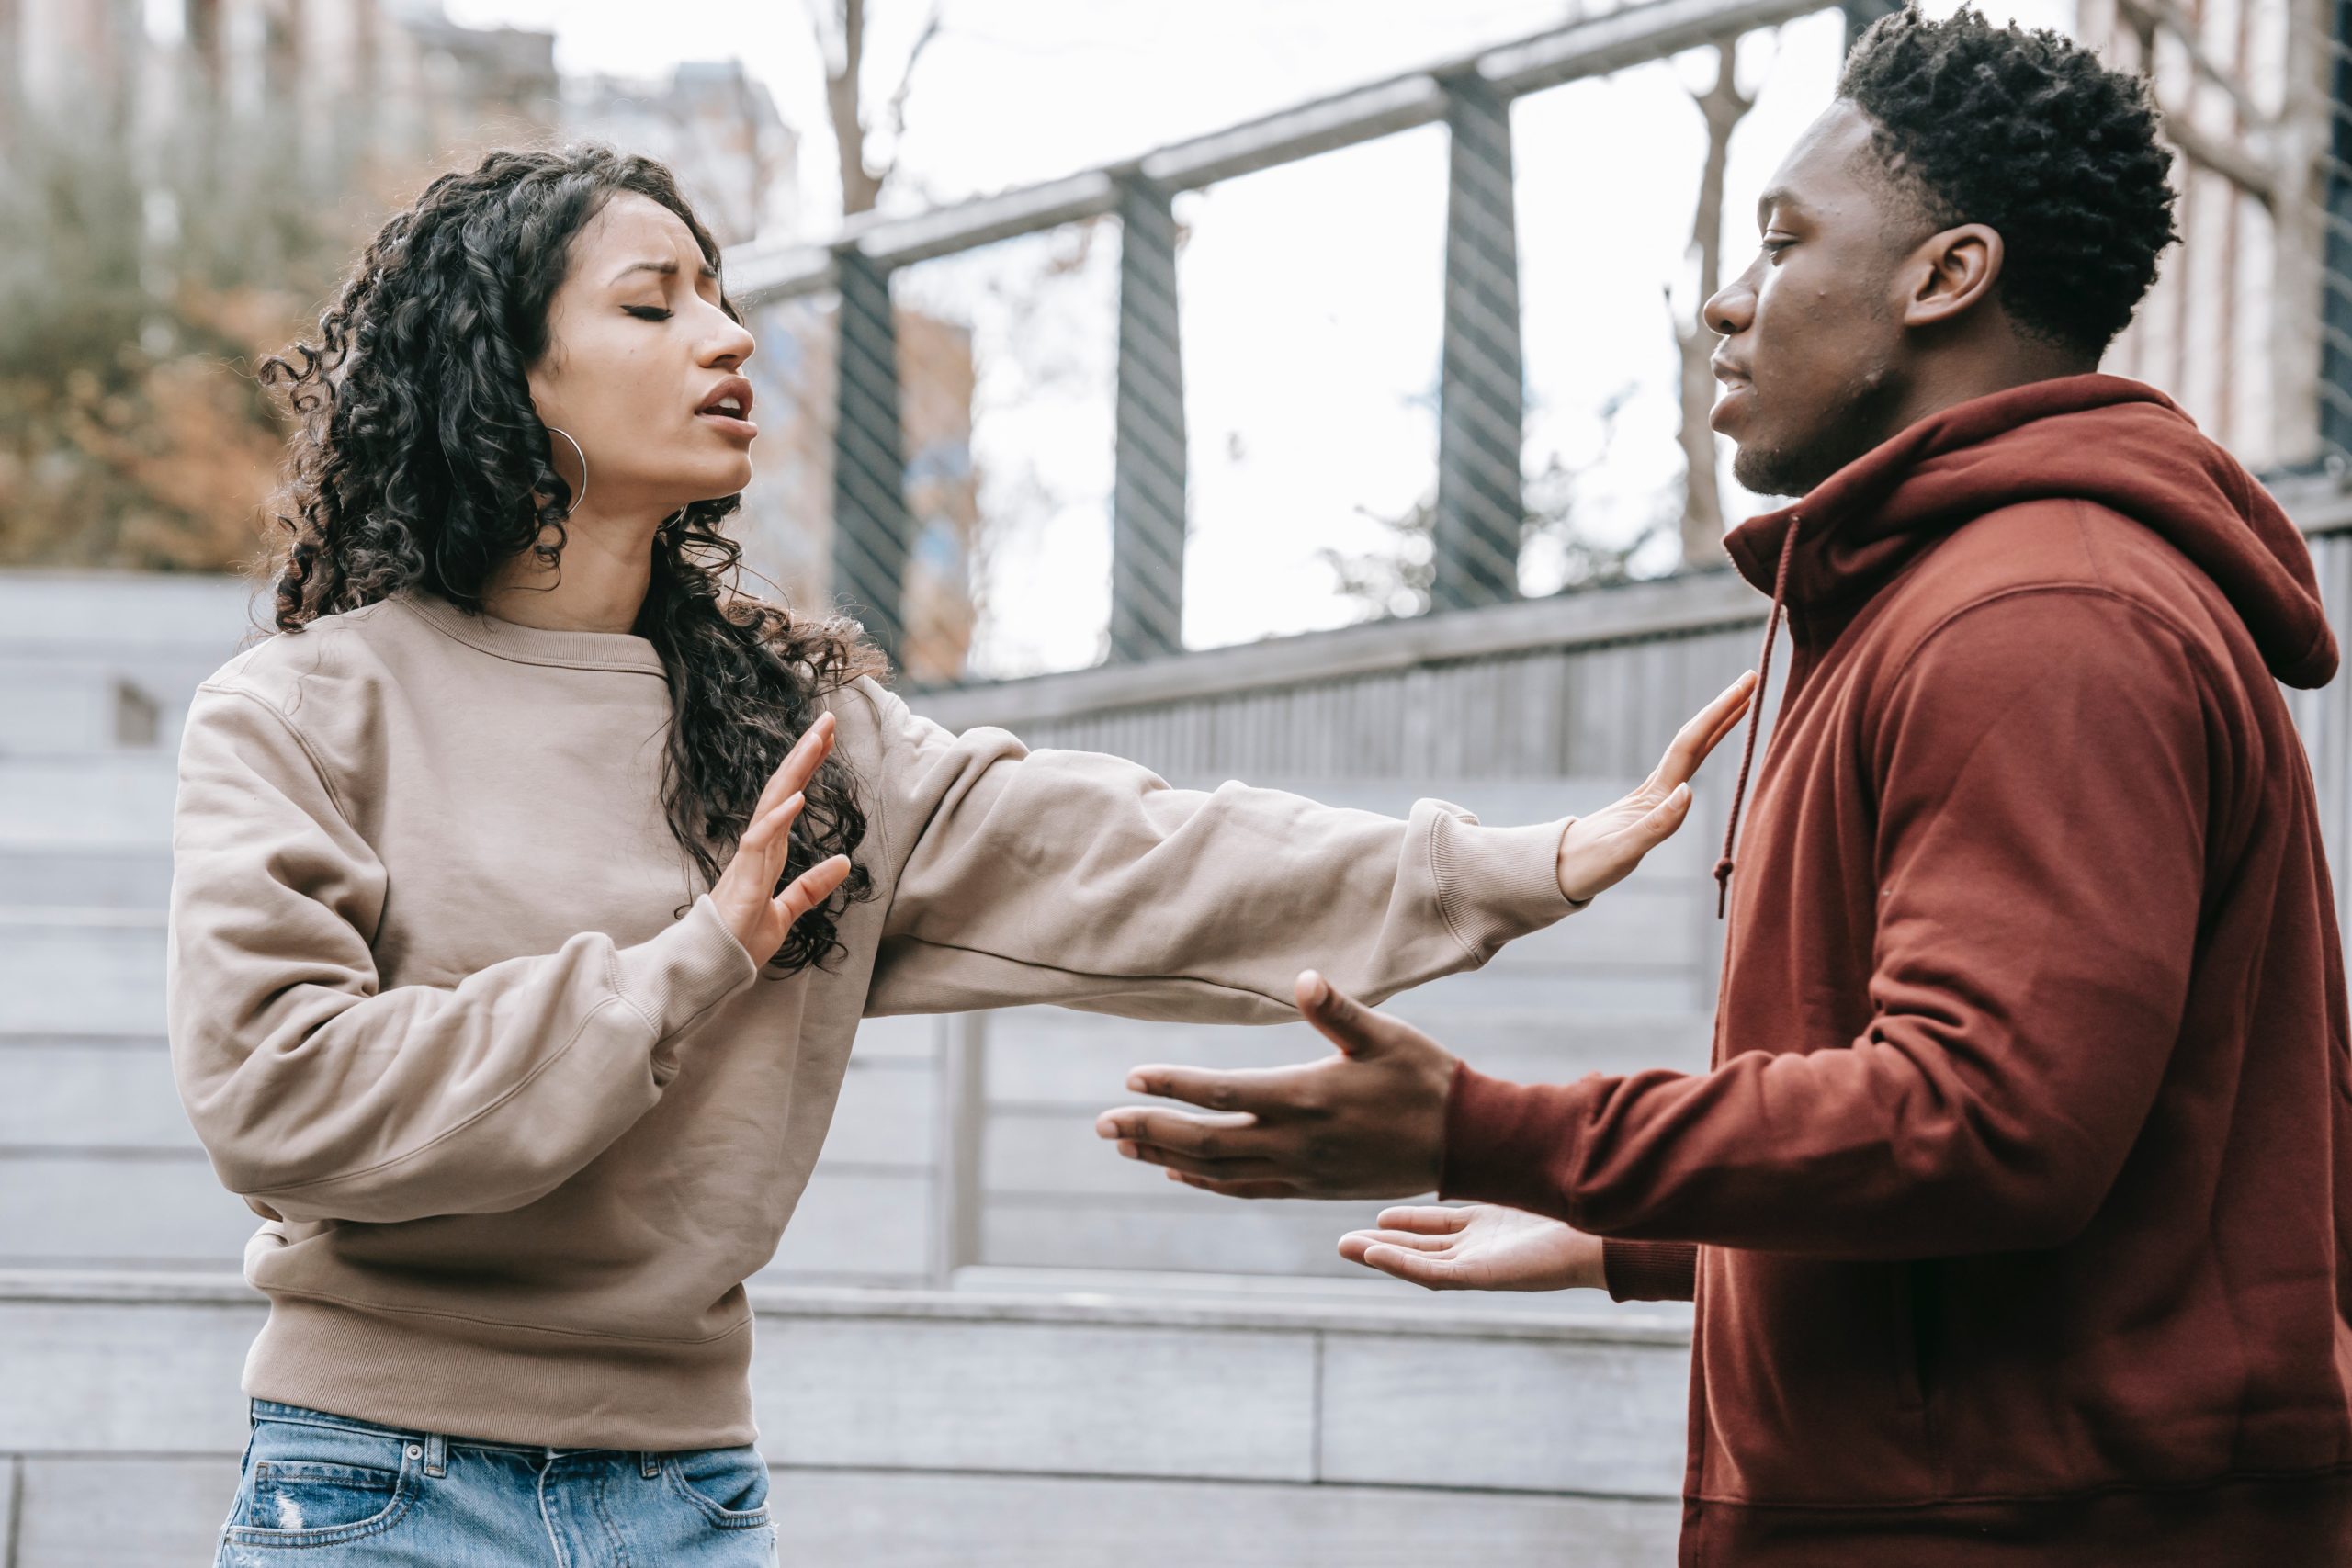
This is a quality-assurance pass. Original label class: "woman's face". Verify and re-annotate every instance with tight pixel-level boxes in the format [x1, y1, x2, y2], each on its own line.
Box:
[526, 191, 759, 517]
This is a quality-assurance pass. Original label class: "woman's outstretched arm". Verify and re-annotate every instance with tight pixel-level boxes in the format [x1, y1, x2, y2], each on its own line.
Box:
[854, 673, 1749, 1023]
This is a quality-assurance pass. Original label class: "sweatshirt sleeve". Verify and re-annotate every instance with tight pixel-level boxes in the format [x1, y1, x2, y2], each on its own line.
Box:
[852, 681, 1583, 1022]
[166, 682, 759, 1225]
[1441, 592, 2212, 1258]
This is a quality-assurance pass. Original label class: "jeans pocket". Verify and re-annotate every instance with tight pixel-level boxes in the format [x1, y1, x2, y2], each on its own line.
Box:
[662, 1444, 773, 1529]
[223, 1411, 420, 1547]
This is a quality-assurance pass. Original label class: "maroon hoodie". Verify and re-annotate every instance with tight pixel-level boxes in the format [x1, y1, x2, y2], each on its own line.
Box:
[1442, 375, 2352, 1564]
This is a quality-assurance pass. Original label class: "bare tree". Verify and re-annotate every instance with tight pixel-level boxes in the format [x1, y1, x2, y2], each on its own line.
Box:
[1674, 38, 1762, 569]
[803, 0, 945, 217]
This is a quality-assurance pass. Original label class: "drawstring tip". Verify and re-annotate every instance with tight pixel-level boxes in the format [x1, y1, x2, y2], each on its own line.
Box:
[1713, 858, 1735, 920]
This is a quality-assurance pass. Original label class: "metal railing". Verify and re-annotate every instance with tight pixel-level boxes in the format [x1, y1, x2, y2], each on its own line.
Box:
[723, 0, 1842, 667]
[721, 0, 2352, 672]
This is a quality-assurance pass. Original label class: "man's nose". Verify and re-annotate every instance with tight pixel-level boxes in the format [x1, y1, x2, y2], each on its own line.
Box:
[1702, 279, 1752, 338]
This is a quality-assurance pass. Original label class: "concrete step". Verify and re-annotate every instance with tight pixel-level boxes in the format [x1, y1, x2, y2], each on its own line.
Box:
[0, 842, 175, 908]
[0, 570, 260, 758]
[0, 909, 168, 1035]
[0, 756, 179, 843]
[0, 1271, 1690, 1566]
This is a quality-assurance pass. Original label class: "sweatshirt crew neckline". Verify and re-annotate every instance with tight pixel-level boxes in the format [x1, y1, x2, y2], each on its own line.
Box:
[390, 586, 669, 675]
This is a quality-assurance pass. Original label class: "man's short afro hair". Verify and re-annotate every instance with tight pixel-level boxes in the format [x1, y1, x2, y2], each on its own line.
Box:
[1838, 5, 2179, 358]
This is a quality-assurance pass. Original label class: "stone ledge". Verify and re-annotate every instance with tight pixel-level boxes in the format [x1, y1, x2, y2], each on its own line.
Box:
[0, 1268, 1692, 1346]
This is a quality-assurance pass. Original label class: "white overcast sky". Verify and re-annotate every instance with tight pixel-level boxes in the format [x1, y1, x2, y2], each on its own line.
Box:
[450, 0, 2073, 677]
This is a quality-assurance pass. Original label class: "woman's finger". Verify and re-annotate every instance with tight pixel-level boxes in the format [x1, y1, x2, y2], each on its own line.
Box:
[1374, 1204, 1474, 1235]
[772, 853, 852, 926]
[1651, 672, 1757, 792]
[757, 713, 837, 816]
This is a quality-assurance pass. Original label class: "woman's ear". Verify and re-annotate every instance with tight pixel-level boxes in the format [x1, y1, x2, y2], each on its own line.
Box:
[1903, 221, 2003, 329]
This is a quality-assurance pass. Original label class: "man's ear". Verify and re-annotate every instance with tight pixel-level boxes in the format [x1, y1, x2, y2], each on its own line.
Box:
[1901, 221, 2003, 330]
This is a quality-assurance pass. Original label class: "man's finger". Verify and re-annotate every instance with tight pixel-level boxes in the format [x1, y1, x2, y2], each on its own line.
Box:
[1119, 1142, 1290, 1180]
[1295, 970, 1418, 1060]
[1374, 1204, 1473, 1235]
[1170, 1170, 1296, 1200]
[1120, 1063, 1300, 1115]
[1353, 1242, 1465, 1290]
[1094, 1106, 1261, 1158]
[1340, 1226, 1453, 1254]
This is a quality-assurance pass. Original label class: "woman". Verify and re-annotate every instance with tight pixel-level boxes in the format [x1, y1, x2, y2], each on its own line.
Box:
[167, 144, 1749, 1565]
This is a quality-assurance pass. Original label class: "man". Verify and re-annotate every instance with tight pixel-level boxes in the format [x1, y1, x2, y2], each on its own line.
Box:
[1095, 7, 2352, 1563]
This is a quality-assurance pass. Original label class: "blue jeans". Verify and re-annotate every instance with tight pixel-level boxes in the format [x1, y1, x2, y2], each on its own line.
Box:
[213, 1398, 780, 1565]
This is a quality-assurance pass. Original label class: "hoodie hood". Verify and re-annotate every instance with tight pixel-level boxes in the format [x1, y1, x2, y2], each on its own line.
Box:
[1722, 373, 2337, 688]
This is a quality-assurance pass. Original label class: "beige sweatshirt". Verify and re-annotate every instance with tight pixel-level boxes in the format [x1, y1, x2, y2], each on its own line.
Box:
[165, 585, 1581, 1450]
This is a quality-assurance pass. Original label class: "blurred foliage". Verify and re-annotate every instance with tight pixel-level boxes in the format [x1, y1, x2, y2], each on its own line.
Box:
[1322, 385, 1666, 619]
[0, 84, 372, 571]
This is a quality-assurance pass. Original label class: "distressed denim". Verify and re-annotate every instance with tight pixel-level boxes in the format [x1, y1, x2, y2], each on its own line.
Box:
[212, 1398, 780, 1566]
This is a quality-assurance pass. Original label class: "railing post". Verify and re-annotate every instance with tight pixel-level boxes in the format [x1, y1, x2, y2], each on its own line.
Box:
[930, 1012, 987, 1285]
[2322, 0, 2352, 465]
[1432, 75, 1525, 614]
[1110, 175, 1189, 662]
[831, 247, 912, 661]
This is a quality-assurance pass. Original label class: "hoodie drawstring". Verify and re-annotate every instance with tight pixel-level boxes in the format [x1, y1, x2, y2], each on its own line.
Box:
[1713, 513, 1799, 919]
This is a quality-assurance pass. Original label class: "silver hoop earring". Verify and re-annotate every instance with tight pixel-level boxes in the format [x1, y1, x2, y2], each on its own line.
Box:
[548, 425, 589, 512]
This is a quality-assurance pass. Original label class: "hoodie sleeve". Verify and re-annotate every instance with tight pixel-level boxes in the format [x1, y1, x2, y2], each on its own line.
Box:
[1442, 590, 2212, 1258]
[853, 681, 1583, 1022]
[166, 682, 759, 1225]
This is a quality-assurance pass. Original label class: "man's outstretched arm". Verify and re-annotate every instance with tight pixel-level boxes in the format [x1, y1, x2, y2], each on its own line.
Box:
[1097, 592, 2211, 1265]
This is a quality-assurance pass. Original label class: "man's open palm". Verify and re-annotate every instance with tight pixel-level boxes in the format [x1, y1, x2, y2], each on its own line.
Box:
[1339, 1203, 1604, 1292]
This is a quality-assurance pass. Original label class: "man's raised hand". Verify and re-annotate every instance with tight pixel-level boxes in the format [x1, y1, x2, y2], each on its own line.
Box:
[1093, 970, 1457, 1201]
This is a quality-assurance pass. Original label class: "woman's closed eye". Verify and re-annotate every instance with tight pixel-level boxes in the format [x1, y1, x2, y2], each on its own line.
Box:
[623, 305, 673, 321]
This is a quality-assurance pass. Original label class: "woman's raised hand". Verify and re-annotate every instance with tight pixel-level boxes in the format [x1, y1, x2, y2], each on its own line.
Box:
[710, 710, 854, 966]
[1554, 670, 1758, 904]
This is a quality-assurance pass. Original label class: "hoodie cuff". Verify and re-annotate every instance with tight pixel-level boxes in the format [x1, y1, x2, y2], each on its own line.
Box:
[615, 892, 761, 1080]
[1438, 1057, 1590, 1222]
[1602, 1239, 1698, 1303]
[1429, 812, 1585, 965]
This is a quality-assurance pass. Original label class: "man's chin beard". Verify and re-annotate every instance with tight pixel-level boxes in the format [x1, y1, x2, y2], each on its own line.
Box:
[1733, 439, 1845, 500]
[1731, 371, 1903, 501]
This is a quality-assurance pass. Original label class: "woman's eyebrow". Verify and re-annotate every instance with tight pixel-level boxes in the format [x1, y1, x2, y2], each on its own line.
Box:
[607, 258, 721, 287]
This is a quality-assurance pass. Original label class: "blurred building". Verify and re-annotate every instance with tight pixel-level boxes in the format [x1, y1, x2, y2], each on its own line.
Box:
[0, 0, 982, 679]
[2076, 0, 2343, 476]
[564, 59, 802, 248]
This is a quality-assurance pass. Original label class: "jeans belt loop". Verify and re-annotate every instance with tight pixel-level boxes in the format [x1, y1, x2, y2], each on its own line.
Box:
[641, 1450, 662, 1479]
[423, 1430, 448, 1478]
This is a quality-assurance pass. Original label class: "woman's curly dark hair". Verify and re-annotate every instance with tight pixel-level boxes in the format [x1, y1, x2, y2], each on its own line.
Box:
[1839, 4, 2179, 358]
[254, 143, 883, 975]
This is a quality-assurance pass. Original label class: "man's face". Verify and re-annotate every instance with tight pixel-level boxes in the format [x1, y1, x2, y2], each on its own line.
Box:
[1705, 100, 1925, 498]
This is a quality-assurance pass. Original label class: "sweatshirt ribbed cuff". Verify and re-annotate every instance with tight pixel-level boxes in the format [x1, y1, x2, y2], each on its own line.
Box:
[1601, 1239, 1699, 1303]
[1430, 814, 1585, 964]
[614, 892, 760, 1079]
[1438, 1057, 1590, 1222]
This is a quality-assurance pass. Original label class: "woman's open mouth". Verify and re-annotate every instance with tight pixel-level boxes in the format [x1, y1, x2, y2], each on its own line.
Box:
[695, 378, 758, 440]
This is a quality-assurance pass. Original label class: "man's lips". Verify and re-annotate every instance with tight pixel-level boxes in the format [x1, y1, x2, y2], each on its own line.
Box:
[1709, 362, 1752, 432]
